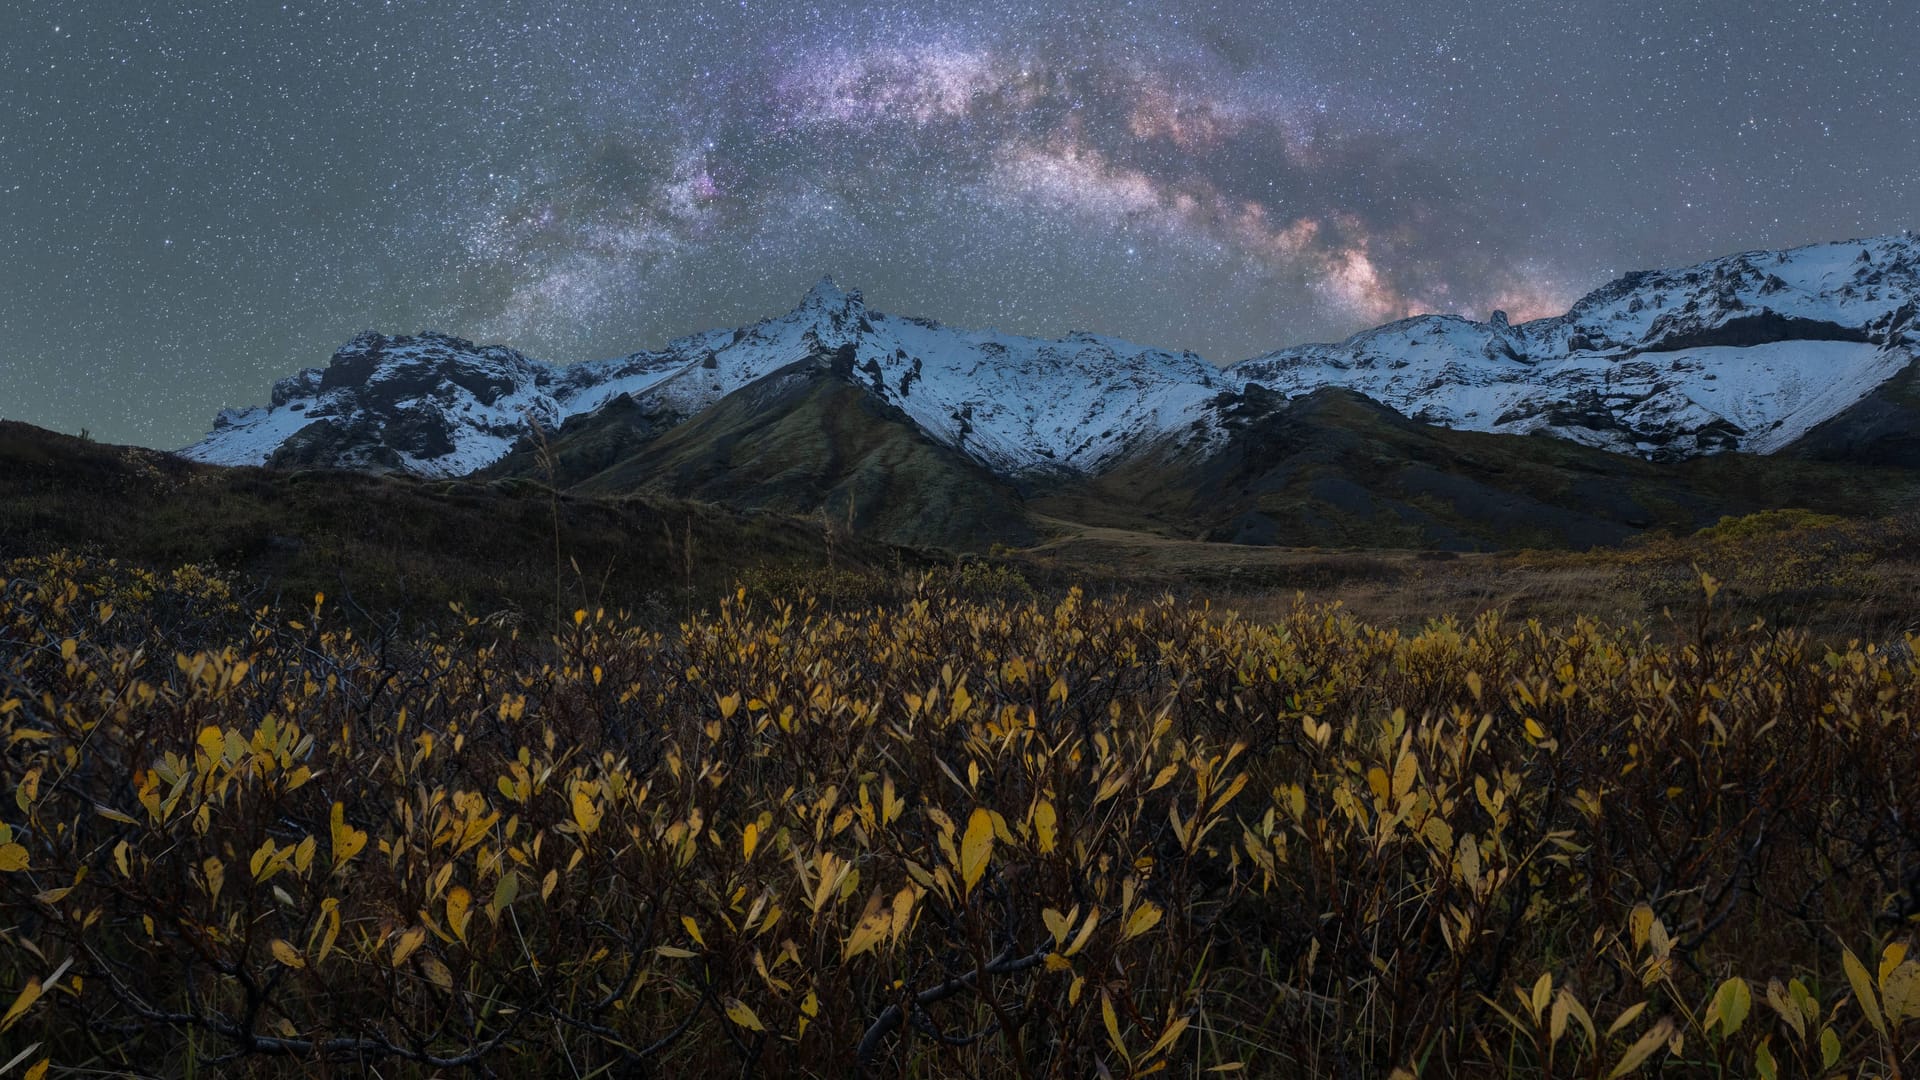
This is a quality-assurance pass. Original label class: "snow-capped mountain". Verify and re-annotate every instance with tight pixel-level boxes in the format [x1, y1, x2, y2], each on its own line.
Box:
[184, 233, 1920, 478]
[184, 277, 1234, 478]
[1231, 233, 1919, 459]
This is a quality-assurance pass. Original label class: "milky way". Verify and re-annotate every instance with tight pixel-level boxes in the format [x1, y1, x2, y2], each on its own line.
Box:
[2, 0, 1914, 446]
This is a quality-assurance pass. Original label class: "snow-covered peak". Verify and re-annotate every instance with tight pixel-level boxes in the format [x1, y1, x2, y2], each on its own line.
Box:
[181, 331, 568, 475]
[1228, 233, 1919, 458]
[182, 233, 1920, 478]
[799, 275, 863, 311]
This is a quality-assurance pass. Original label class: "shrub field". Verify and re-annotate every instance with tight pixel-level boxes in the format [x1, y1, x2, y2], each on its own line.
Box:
[2, 551, 1918, 1077]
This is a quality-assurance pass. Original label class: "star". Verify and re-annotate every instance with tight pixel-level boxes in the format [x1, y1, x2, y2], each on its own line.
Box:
[0, 0, 1910, 447]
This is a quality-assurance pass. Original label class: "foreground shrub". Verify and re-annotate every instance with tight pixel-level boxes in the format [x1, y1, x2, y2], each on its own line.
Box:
[1, 553, 1918, 1077]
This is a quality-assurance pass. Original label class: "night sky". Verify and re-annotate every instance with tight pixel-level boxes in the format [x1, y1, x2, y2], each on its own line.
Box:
[3, 1, 1914, 448]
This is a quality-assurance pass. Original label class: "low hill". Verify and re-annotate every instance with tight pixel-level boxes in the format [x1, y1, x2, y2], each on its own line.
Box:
[1042, 386, 1917, 550]
[0, 421, 904, 623]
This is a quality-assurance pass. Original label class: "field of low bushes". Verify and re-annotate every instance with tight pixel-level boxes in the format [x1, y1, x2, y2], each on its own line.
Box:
[2, 551, 1917, 1077]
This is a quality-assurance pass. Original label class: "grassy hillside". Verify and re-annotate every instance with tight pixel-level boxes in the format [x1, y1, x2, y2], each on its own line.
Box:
[0, 421, 907, 625]
[1065, 387, 1919, 550]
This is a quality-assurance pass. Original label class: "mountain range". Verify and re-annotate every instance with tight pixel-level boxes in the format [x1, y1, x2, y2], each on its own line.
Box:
[175, 234, 1920, 550]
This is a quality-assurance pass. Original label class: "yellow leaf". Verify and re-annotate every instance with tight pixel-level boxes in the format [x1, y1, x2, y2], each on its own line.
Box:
[1629, 903, 1654, 950]
[1102, 993, 1128, 1060]
[1066, 908, 1100, 956]
[1123, 901, 1164, 942]
[420, 955, 454, 991]
[1043, 907, 1073, 946]
[742, 822, 760, 861]
[315, 900, 341, 964]
[1882, 960, 1920, 1023]
[391, 927, 427, 967]
[1366, 766, 1391, 803]
[249, 839, 276, 881]
[270, 939, 306, 969]
[1607, 1018, 1675, 1079]
[1456, 835, 1481, 890]
[446, 886, 472, 945]
[1524, 717, 1547, 740]
[1881, 942, 1910, 984]
[1391, 751, 1417, 801]
[1211, 772, 1250, 815]
[844, 891, 890, 960]
[656, 945, 698, 959]
[330, 803, 367, 869]
[1842, 944, 1886, 1037]
[960, 808, 994, 894]
[0, 844, 28, 872]
[1606, 1001, 1649, 1038]
[1, 978, 42, 1031]
[1764, 979, 1804, 1042]
[1146, 1015, 1192, 1060]
[23, 1058, 49, 1080]
[681, 915, 705, 948]
[1148, 763, 1180, 792]
[889, 886, 916, 942]
[571, 789, 602, 834]
[724, 998, 764, 1031]
[1033, 800, 1057, 854]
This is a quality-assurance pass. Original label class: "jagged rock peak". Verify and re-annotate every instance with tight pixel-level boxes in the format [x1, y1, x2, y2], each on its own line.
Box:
[798, 275, 863, 311]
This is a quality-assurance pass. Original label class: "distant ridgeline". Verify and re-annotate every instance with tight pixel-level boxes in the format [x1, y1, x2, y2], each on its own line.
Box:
[172, 234, 1920, 550]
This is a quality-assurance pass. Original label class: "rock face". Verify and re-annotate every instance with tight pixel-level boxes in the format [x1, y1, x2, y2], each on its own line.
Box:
[190, 332, 567, 476]
[184, 233, 1920, 479]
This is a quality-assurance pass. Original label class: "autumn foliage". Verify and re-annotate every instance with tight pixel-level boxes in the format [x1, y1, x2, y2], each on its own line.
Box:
[2, 551, 1918, 1077]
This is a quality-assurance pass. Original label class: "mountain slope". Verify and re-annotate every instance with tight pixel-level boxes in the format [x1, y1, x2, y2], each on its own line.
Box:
[1044, 386, 1910, 550]
[494, 348, 1038, 550]
[1784, 350, 1920, 467]
[184, 234, 1920, 484]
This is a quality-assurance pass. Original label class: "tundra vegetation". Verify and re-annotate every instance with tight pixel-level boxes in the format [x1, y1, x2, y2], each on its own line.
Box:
[1, 548, 1918, 1078]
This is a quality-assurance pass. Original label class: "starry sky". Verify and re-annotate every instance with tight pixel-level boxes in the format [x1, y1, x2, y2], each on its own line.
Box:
[2, 0, 1915, 447]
